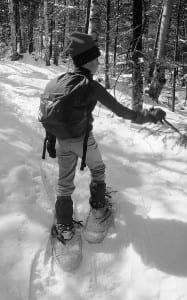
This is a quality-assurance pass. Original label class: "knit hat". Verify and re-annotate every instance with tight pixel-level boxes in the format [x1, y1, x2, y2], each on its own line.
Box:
[68, 32, 101, 67]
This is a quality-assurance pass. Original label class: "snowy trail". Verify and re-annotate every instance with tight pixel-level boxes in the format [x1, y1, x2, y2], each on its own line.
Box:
[28, 191, 130, 300]
[0, 59, 187, 300]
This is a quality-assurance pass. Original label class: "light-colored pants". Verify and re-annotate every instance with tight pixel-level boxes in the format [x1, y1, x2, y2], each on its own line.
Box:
[56, 132, 105, 196]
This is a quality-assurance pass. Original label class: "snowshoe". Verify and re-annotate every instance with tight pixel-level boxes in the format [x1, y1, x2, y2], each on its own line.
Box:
[51, 220, 83, 272]
[83, 189, 115, 243]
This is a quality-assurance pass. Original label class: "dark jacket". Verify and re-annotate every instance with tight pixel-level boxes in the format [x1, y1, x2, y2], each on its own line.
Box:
[43, 67, 146, 140]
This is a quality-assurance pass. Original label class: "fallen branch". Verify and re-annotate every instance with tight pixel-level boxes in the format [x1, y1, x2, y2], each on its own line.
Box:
[164, 118, 187, 147]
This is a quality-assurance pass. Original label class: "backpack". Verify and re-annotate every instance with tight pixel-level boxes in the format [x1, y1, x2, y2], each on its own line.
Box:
[38, 72, 92, 138]
[38, 72, 92, 170]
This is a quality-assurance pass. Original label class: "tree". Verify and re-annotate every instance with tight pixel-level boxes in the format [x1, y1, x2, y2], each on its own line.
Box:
[85, 0, 91, 33]
[132, 0, 143, 111]
[53, 0, 59, 65]
[18, 0, 26, 53]
[112, 0, 120, 77]
[63, 0, 70, 53]
[104, 0, 111, 89]
[28, 1, 36, 54]
[44, 0, 50, 66]
[146, 0, 174, 102]
[171, 0, 182, 112]
[36, 2, 44, 59]
[88, 0, 100, 42]
[0, 0, 9, 43]
[8, 0, 17, 59]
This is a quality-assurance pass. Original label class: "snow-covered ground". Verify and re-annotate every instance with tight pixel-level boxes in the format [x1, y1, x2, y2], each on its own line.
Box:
[0, 56, 187, 300]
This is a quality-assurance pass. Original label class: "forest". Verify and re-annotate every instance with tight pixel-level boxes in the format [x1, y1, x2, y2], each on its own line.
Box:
[0, 0, 187, 112]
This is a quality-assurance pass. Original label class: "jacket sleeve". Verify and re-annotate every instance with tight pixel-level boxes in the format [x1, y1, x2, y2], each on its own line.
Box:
[92, 80, 137, 121]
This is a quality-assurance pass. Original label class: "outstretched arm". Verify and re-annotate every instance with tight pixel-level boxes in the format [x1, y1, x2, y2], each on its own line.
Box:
[92, 80, 137, 120]
[92, 81, 166, 124]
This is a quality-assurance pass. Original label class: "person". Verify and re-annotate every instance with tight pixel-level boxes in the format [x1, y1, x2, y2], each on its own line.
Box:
[42, 32, 166, 271]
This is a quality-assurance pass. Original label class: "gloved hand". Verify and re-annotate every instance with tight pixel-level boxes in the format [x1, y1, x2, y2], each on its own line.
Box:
[148, 107, 166, 123]
[133, 108, 166, 124]
[46, 132, 56, 158]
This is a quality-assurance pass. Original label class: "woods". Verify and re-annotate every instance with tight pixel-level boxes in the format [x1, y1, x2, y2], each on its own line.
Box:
[0, 0, 187, 110]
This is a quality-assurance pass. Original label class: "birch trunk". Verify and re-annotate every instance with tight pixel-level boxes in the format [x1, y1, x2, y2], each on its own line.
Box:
[146, 0, 174, 102]
[88, 0, 100, 42]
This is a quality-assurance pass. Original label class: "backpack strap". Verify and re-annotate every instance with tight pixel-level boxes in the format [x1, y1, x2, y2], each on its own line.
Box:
[42, 131, 56, 159]
[80, 106, 91, 171]
[42, 136, 48, 159]
[80, 126, 89, 171]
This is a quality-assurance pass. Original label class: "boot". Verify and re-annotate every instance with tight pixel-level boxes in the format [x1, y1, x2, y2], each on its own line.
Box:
[83, 181, 113, 243]
[55, 195, 73, 225]
[52, 196, 83, 272]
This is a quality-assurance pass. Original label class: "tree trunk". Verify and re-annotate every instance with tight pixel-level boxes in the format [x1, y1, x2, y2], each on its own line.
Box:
[15, 0, 20, 52]
[38, 2, 43, 59]
[146, 0, 174, 102]
[49, 18, 53, 59]
[44, 0, 50, 66]
[132, 0, 143, 111]
[63, 0, 70, 52]
[85, 0, 91, 33]
[172, 0, 181, 112]
[113, 0, 120, 77]
[8, 0, 17, 57]
[88, 0, 100, 42]
[28, 1, 35, 54]
[105, 0, 110, 89]
[53, 0, 59, 66]
[19, 0, 26, 53]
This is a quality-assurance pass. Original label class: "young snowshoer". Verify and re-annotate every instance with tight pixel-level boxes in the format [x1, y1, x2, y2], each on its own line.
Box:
[39, 32, 166, 272]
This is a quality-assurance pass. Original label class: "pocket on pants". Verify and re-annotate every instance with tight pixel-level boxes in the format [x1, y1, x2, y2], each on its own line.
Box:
[87, 135, 98, 150]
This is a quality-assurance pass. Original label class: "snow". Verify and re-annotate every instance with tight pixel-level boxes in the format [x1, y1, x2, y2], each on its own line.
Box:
[0, 55, 187, 300]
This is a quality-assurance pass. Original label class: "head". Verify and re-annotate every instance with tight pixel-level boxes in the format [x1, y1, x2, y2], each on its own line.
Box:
[82, 57, 99, 75]
[68, 32, 100, 74]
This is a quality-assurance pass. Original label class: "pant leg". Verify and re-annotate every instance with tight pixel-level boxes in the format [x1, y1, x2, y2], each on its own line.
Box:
[85, 133, 106, 182]
[55, 139, 78, 224]
[56, 139, 78, 197]
[55, 134, 106, 221]
[69, 133, 106, 182]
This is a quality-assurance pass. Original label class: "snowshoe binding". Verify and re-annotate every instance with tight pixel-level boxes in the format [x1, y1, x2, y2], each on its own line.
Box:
[83, 182, 115, 243]
[51, 220, 83, 272]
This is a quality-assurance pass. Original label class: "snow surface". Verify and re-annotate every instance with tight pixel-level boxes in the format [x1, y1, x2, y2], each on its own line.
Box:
[0, 55, 187, 300]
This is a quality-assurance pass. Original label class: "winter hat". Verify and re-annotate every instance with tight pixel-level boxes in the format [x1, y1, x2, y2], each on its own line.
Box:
[68, 32, 101, 67]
